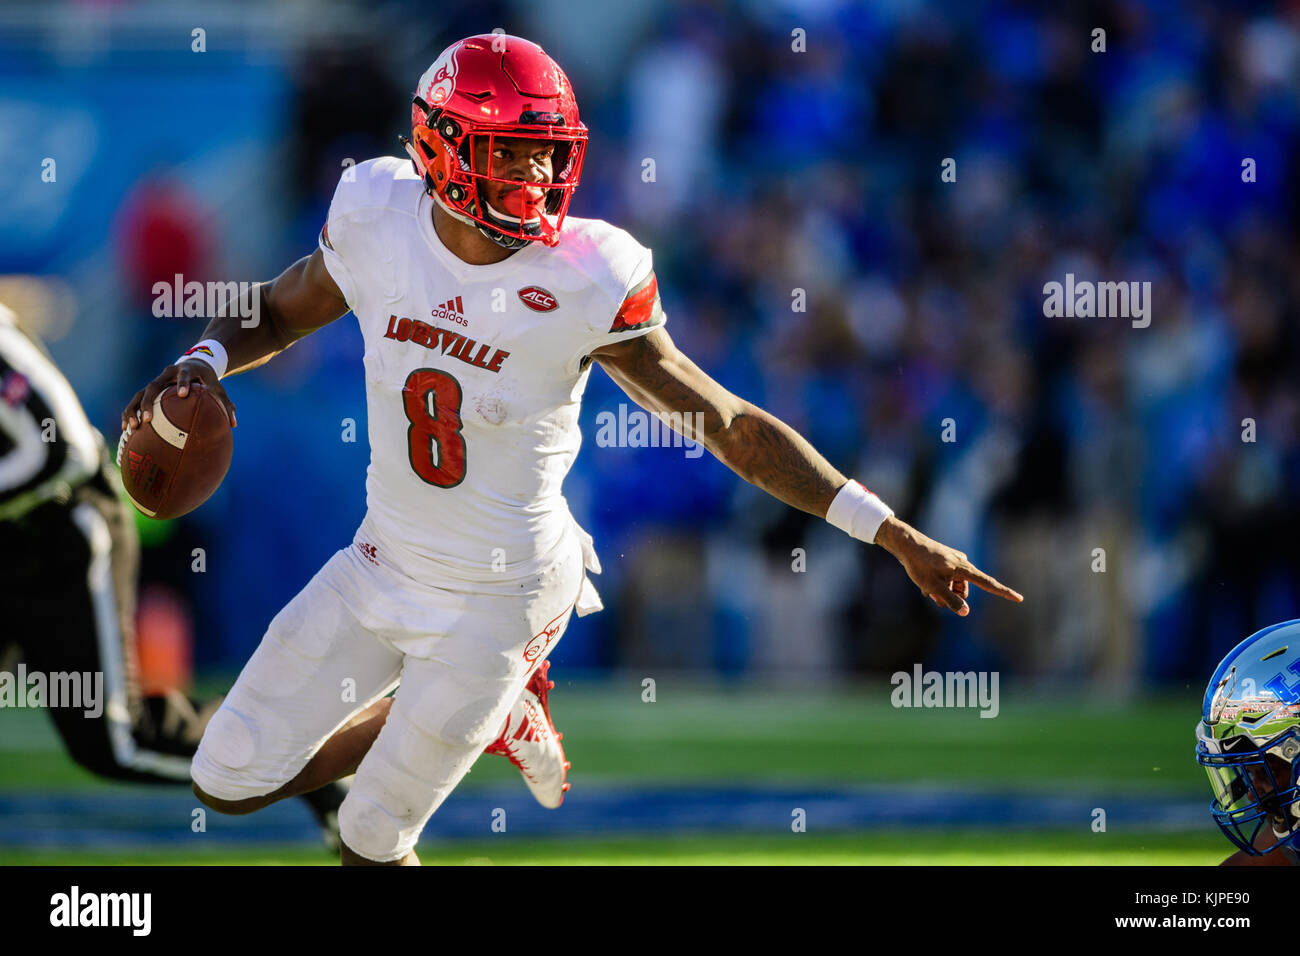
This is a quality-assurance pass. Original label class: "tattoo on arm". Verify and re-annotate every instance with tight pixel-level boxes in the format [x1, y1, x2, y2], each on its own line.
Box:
[593, 329, 847, 517]
[712, 406, 847, 517]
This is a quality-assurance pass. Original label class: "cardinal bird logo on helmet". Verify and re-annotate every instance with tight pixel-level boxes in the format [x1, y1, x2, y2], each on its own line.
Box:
[401, 34, 588, 250]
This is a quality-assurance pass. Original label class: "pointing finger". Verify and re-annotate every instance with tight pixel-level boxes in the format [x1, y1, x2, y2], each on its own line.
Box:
[961, 564, 1023, 603]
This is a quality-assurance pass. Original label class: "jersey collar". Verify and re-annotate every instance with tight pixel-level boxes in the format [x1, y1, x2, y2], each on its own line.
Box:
[417, 190, 545, 280]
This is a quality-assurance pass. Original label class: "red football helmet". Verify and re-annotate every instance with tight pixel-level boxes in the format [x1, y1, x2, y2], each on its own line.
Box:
[402, 34, 587, 249]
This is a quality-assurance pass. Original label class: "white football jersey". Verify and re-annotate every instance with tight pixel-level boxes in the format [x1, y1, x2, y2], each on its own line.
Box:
[316, 156, 666, 607]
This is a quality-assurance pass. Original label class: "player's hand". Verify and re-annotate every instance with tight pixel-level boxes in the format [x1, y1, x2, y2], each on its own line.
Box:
[873, 516, 1023, 616]
[121, 361, 237, 433]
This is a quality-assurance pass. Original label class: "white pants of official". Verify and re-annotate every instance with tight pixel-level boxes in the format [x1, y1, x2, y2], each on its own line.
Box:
[191, 527, 587, 862]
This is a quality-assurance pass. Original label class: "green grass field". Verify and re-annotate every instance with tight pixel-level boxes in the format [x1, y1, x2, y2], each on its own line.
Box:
[0, 830, 1225, 866]
[0, 680, 1227, 864]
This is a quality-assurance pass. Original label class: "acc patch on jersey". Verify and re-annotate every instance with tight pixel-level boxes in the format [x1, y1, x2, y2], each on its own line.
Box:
[609, 273, 664, 333]
[518, 286, 558, 312]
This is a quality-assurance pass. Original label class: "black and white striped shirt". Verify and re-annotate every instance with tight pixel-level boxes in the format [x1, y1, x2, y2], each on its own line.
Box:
[0, 304, 101, 519]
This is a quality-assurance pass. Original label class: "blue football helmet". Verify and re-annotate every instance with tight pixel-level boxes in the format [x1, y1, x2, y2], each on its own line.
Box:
[1196, 619, 1300, 856]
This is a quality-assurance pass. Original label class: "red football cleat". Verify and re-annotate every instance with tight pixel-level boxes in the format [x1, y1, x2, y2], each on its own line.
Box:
[484, 660, 570, 807]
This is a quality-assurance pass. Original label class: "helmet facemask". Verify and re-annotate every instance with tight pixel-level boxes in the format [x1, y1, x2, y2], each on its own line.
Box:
[1197, 724, 1300, 855]
[404, 97, 587, 250]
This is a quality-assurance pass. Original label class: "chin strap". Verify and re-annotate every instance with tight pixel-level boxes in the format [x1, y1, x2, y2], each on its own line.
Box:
[431, 186, 485, 230]
[472, 192, 558, 248]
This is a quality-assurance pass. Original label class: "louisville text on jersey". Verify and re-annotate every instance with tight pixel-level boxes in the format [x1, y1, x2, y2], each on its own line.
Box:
[384, 314, 511, 373]
[609, 272, 666, 333]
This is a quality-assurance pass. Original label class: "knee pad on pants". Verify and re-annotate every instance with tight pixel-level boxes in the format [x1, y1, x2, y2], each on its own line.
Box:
[190, 706, 274, 803]
[337, 787, 409, 862]
[337, 674, 517, 861]
[337, 731, 469, 862]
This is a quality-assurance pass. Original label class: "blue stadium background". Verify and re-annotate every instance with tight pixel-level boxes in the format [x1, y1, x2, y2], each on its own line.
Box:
[2, 0, 1298, 693]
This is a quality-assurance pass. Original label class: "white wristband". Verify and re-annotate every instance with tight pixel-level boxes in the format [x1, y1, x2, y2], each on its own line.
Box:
[826, 480, 894, 545]
[176, 339, 228, 379]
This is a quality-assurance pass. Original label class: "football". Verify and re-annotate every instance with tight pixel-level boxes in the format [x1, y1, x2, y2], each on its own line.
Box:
[117, 383, 233, 519]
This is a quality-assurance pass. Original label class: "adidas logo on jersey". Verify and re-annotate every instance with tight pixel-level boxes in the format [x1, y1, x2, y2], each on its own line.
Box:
[432, 296, 468, 327]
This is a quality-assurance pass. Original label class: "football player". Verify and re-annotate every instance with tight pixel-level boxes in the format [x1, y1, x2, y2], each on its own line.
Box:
[121, 34, 1023, 866]
[0, 301, 346, 848]
[1196, 619, 1300, 865]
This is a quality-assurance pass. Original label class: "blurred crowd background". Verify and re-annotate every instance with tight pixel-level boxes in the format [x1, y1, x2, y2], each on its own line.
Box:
[2, 0, 1298, 693]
